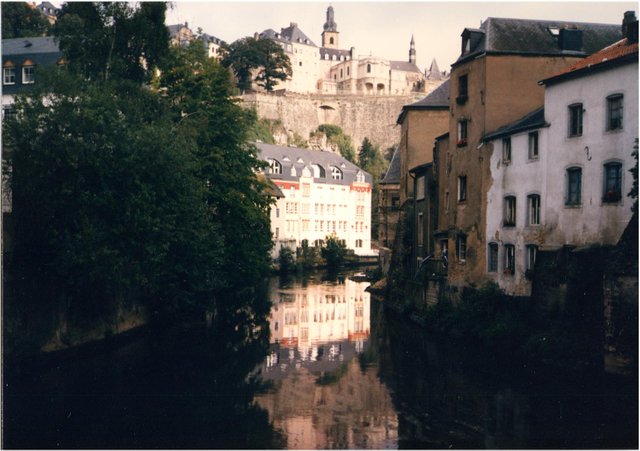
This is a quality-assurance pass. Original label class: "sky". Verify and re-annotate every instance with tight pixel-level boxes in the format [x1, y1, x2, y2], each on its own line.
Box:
[165, 1, 637, 72]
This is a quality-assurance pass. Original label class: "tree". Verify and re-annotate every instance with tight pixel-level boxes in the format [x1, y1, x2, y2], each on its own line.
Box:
[314, 124, 356, 162]
[221, 36, 291, 93]
[358, 137, 389, 240]
[321, 235, 347, 268]
[1, 2, 51, 39]
[159, 41, 274, 327]
[53, 2, 170, 82]
[5, 73, 221, 326]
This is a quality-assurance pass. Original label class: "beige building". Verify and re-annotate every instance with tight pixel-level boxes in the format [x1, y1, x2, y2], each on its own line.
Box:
[439, 17, 621, 292]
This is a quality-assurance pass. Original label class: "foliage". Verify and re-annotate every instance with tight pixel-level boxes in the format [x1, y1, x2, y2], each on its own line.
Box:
[277, 247, 295, 273]
[317, 124, 343, 139]
[357, 137, 389, 240]
[288, 131, 308, 148]
[5, 73, 220, 321]
[313, 124, 355, 162]
[221, 36, 292, 93]
[1, 2, 51, 38]
[245, 111, 281, 144]
[53, 2, 170, 83]
[321, 235, 347, 268]
[159, 41, 274, 321]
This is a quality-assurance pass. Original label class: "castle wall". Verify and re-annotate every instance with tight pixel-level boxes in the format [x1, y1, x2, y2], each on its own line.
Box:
[242, 81, 443, 151]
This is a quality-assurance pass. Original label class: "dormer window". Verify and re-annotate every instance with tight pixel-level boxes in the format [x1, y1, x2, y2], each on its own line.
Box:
[311, 164, 326, 178]
[330, 166, 343, 180]
[267, 158, 282, 175]
[356, 171, 365, 183]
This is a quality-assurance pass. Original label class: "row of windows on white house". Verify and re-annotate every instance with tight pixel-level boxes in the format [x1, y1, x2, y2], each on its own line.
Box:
[455, 161, 623, 217]
[456, 93, 625, 147]
[275, 202, 364, 217]
[266, 157, 366, 182]
[455, 234, 538, 276]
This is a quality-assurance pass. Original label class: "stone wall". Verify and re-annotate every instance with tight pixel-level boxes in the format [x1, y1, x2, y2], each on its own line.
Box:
[241, 80, 444, 151]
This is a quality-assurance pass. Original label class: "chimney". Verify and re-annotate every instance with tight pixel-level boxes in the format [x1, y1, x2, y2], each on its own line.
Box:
[622, 11, 638, 41]
[559, 27, 583, 51]
[290, 22, 297, 28]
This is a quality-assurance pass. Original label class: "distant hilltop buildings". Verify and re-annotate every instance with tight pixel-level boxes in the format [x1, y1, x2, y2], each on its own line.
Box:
[168, 6, 447, 96]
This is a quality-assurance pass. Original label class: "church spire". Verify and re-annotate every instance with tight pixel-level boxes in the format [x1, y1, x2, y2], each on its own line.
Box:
[324, 6, 337, 32]
[409, 35, 416, 64]
[321, 5, 339, 48]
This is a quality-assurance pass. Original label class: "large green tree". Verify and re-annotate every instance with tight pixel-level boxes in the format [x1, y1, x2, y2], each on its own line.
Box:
[1, 2, 51, 39]
[5, 74, 221, 326]
[358, 138, 389, 241]
[160, 41, 274, 330]
[53, 2, 170, 82]
[221, 36, 292, 93]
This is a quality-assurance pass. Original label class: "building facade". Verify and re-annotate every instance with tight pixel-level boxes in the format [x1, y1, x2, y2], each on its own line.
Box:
[441, 17, 621, 292]
[257, 143, 375, 257]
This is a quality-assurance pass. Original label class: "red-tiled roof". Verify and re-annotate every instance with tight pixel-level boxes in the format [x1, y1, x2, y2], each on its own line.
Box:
[544, 37, 638, 83]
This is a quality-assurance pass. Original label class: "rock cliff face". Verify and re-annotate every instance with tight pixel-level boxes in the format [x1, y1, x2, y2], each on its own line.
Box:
[241, 80, 444, 151]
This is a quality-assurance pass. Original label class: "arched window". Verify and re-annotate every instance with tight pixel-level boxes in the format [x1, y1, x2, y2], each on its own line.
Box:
[267, 158, 282, 175]
[367, 63, 371, 73]
[503, 195, 516, 227]
[311, 164, 326, 178]
[330, 166, 343, 180]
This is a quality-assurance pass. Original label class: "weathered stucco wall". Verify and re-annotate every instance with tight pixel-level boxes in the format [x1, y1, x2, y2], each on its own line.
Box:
[241, 86, 442, 151]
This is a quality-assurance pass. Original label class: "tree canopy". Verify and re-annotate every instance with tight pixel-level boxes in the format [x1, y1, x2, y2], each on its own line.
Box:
[53, 2, 170, 82]
[221, 36, 292, 93]
[1, 2, 51, 39]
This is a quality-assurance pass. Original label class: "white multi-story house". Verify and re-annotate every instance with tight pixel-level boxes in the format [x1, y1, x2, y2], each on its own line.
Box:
[257, 143, 375, 257]
[540, 20, 638, 250]
[482, 16, 638, 296]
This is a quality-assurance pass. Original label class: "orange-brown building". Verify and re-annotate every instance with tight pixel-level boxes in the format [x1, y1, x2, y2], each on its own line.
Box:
[439, 17, 621, 292]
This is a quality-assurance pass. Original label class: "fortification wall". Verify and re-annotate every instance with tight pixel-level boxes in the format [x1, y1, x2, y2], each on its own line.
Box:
[241, 80, 444, 151]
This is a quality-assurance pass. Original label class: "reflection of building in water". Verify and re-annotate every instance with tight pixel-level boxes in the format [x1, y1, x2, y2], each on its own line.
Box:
[254, 358, 398, 449]
[269, 278, 370, 348]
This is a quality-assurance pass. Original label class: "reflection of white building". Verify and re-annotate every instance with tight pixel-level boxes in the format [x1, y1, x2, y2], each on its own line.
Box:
[257, 143, 375, 256]
[268, 278, 370, 351]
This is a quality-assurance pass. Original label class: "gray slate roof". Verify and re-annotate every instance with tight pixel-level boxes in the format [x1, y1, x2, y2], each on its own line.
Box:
[380, 146, 401, 185]
[2, 36, 62, 95]
[390, 61, 421, 73]
[261, 24, 317, 47]
[256, 143, 372, 186]
[454, 17, 622, 67]
[396, 79, 450, 124]
[483, 107, 547, 142]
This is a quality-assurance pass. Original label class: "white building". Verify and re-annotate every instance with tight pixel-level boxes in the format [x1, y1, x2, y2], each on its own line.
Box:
[482, 18, 638, 296]
[257, 143, 375, 256]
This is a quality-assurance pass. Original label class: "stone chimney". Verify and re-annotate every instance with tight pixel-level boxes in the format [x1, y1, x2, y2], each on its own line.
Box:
[622, 11, 638, 42]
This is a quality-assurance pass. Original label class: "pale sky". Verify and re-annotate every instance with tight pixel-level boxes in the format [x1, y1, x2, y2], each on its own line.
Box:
[165, 1, 637, 72]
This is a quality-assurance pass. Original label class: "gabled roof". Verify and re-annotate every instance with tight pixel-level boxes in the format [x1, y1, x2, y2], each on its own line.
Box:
[396, 79, 450, 124]
[390, 61, 421, 73]
[380, 146, 401, 185]
[256, 143, 372, 186]
[483, 107, 547, 142]
[454, 17, 622, 67]
[541, 36, 638, 86]
[261, 23, 317, 47]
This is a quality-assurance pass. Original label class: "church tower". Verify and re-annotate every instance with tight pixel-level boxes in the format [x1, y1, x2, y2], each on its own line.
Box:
[409, 35, 416, 64]
[321, 6, 339, 49]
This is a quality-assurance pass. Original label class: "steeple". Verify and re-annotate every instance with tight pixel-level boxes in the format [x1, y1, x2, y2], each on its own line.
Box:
[409, 35, 416, 64]
[321, 6, 339, 49]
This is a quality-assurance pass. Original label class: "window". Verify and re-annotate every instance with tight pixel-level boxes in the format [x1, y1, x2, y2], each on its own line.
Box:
[504, 244, 515, 275]
[527, 194, 540, 226]
[606, 94, 623, 131]
[347, 67, 350, 76]
[457, 120, 468, 147]
[417, 213, 424, 246]
[22, 65, 35, 84]
[568, 103, 583, 137]
[456, 234, 467, 261]
[3, 67, 16, 85]
[603, 162, 622, 203]
[416, 175, 425, 200]
[458, 176, 467, 202]
[566, 167, 582, 206]
[330, 166, 343, 180]
[367, 63, 371, 73]
[528, 132, 539, 160]
[3, 107, 17, 120]
[311, 164, 326, 178]
[330, 37, 334, 45]
[457, 75, 468, 104]
[488, 243, 499, 272]
[355, 239, 363, 248]
[267, 158, 282, 175]
[503, 196, 516, 227]
[502, 138, 511, 163]
[340, 68, 343, 78]
[525, 245, 538, 272]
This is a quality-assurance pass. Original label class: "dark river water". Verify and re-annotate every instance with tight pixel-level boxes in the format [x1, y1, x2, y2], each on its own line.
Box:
[3, 270, 637, 448]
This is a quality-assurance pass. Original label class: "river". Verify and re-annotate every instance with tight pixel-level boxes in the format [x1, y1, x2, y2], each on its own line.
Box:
[3, 270, 637, 448]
